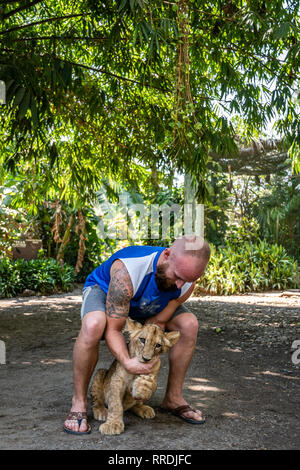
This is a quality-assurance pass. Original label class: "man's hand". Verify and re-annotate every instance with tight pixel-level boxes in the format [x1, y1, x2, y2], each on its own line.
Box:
[144, 318, 166, 331]
[123, 356, 159, 375]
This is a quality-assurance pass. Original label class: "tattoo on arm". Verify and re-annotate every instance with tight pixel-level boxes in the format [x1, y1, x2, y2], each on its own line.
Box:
[106, 262, 133, 319]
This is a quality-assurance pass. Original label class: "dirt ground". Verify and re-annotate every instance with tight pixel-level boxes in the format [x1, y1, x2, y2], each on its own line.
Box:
[0, 287, 299, 450]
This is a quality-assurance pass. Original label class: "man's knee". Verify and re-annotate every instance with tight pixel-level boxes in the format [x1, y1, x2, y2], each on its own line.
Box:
[170, 312, 199, 339]
[81, 311, 106, 344]
[180, 312, 199, 337]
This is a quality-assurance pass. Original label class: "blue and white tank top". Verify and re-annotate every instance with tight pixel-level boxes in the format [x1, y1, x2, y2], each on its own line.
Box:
[84, 245, 192, 319]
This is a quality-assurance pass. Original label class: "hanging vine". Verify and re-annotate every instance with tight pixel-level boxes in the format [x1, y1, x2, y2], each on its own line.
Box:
[74, 209, 87, 274]
[173, 0, 192, 149]
[173, 0, 201, 152]
[56, 213, 75, 266]
[173, 0, 207, 202]
[50, 200, 63, 243]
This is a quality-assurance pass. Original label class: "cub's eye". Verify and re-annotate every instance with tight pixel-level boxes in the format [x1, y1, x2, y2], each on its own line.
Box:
[155, 343, 161, 348]
[139, 338, 146, 344]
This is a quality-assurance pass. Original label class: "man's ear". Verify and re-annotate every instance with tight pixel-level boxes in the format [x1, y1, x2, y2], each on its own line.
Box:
[163, 330, 180, 351]
[123, 317, 143, 336]
[163, 248, 171, 260]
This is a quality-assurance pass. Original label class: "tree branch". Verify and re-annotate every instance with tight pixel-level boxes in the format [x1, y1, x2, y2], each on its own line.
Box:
[2, 0, 44, 20]
[6, 35, 107, 42]
[0, 13, 85, 36]
[222, 43, 295, 89]
[209, 139, 289, 175]
[56, 56, 171, 93]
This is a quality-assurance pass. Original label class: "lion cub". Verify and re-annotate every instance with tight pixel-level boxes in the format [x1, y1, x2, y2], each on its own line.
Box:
[90, 318, 180, 435]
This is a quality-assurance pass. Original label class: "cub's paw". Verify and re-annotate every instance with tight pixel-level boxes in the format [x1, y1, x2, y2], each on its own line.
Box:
[93, 406, 108, 421]
[132, 404, 155, 419]
[99, 420, 124, 435]
[132, 376, 155, 401]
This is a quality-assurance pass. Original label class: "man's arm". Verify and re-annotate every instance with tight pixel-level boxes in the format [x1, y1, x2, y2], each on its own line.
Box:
[105, 259, 158, 375]
[145, 283, 195, 330]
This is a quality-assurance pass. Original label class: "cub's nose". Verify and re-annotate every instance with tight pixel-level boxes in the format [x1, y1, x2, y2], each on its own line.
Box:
[142, 356, 151, 362]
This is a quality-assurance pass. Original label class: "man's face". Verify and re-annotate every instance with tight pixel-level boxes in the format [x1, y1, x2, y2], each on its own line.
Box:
[155, 263, 178, 292]
[155, 250, 207, 292]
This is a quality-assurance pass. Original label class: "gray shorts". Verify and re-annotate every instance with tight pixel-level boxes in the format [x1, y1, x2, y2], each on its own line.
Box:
[80, 284, 190, 323]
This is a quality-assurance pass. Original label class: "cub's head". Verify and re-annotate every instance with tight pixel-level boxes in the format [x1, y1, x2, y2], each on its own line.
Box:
[124, 318, 180, 363]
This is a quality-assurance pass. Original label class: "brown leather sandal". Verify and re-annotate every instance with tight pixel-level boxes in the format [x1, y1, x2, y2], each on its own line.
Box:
[160, 405, 206, 424]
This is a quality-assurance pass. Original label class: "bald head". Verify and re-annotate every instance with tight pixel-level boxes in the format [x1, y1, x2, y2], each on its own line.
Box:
[156, 235, 211, 291]
[170, 235, 211, 264]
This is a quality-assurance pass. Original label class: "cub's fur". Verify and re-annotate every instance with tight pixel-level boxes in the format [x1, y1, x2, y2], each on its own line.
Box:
[90, 318, 180, 435]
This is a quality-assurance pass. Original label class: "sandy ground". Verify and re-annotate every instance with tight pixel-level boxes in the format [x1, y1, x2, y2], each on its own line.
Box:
[0, 288, 299, 450]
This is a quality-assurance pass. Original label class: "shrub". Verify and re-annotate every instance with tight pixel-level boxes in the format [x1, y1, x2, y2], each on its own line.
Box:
[0, 258, 75, 298]
[195, 241, 299, 295]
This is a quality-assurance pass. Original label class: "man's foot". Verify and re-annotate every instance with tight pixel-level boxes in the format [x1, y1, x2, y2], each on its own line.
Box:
[160, 399, 205, 424]
[64, 402, 91, 435]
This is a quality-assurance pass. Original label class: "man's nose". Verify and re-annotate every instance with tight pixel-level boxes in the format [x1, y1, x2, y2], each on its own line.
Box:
[175, 279, 185, 289]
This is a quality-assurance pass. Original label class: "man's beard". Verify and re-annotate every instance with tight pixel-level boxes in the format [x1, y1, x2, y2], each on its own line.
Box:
[155, 264, 178, 292]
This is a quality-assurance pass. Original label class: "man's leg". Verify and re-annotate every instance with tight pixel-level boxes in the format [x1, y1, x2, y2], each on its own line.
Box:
[64, 310, 106, 432]
[162, 311, 204, 422]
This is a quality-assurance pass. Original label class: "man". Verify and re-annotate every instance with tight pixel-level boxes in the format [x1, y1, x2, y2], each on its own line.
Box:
[64, 235, 211, 434]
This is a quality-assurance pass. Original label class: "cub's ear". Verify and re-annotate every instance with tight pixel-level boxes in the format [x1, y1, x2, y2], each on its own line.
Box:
[163, 330, 180, 350]
[123, 317, 143, 335]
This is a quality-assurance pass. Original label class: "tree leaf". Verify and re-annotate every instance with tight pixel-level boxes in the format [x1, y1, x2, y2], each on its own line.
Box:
[274, 22, 291, 39]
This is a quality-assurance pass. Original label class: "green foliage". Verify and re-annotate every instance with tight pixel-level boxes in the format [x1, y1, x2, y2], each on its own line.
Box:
[64, 209, 116, 283]
[204, 169, 300, 263]
[253, 173, 300, 261]
[0, 0, 299, 293]
[195, 241, 299, 295]
[226, 217, 261, 246]
[204, 169, 231, 246]
[0, 0, 299, 206]
[0, 258, 75, 298]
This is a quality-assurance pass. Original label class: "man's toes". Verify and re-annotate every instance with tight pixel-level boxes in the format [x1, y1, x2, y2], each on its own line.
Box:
[73, 420, 79, 431]
[184, 409, 204, 421]
[193, 410, 204, 421]
[64, 420, 71, 431]
[65, 419, 79, 432]
[79, 420, 88, 432]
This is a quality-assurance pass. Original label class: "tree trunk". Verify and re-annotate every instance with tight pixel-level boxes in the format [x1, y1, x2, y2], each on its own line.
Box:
[56, 213, 75, 264]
